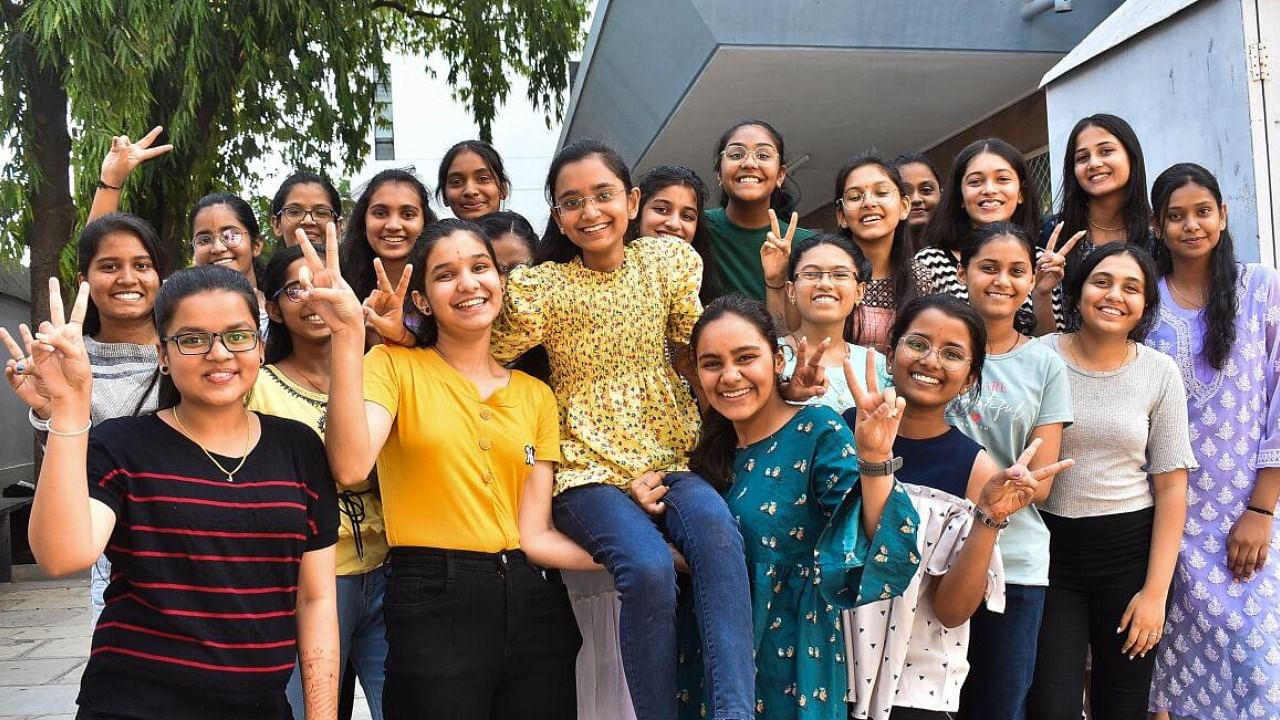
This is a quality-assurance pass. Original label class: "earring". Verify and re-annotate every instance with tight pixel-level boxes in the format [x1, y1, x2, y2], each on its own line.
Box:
[158, 364, 169, 376]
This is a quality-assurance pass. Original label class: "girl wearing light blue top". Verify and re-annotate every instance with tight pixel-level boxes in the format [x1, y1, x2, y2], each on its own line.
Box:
[779, 233, 889, 414]
[949, 223, 1074, 720]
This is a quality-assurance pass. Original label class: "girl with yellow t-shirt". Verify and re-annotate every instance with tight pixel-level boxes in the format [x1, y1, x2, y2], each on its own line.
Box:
[300, 219, 586, 719]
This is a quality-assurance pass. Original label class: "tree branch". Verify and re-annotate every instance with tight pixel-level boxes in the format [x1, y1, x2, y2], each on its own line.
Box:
[0, 0, 22, 28]
[369, 0, 457, 24]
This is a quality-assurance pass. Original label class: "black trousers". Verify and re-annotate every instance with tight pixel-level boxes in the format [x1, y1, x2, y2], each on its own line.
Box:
[1028, 507, 1157, 720]
[381, 547, 581, 720]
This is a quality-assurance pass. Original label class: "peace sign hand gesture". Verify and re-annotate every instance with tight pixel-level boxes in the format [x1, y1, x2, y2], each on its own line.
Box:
[295, 224, 366, 336]
[99, 126, 174, 189]
[779, 335, 830, 401]
[363, 257, 414, 346]
[977, 438, 1075, 522]
[1033, 223, 1085, 298]
[2, 279, 93, 415]
[845, 350, 904, 462]
[761, 209, 799, 290]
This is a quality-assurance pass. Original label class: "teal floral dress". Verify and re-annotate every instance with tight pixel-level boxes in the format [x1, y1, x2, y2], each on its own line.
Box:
[678, 405, 920, 720]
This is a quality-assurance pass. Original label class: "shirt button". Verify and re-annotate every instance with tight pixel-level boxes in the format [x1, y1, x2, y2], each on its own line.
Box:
[479, 408, 493, 421]
[479, 437, 493, 451]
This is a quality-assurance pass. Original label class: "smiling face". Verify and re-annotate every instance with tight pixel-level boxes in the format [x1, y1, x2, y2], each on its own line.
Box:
[961, 152, 1023, 226]
[900, 162, 941, 230]
[1072, 125, 1131, 200]
[489, 232, 534, 273]
[443, 149, 506, 220]
[717, 124, 785, 206]
[551, 154, 639, 257]
[958, 235, 1034, 324]
[266, 257, 331, 347]
[890, 308, 975, 411]
[837, 164, 909, 244]
[81, 231, 160, 328]
[1157, 182, 1226, 265]
[696, 312, 784, 423]
[412, 230, 503, 337]
[639, 183, 700, 243]
[786, 243, 864, 326]
[271, 182, 337, 247]
[160, 290, 262, 409]
[191, 204, 261, 279]
[365, 181, 426, 262]
[1076, 253, 1147, 338]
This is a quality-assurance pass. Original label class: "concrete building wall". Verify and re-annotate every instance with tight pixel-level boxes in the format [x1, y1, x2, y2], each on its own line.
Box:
[1044, 0, 1260, 259]
[0, 281, 33, 490]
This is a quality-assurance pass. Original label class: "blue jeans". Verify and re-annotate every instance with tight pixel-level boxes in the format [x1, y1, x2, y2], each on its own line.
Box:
[553, 473, 754, 720]
[286, 568, 388, 720]
[957, 584, 1045, 720]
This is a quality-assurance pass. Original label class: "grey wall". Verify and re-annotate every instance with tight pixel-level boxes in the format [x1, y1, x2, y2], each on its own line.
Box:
[0, 289, 33, 489]
[1045, 0, 1260, 260]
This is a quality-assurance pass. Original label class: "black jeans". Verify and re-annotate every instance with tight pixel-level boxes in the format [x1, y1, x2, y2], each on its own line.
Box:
[381, 547, 581, 720]
[1028, 508, 1157, 720]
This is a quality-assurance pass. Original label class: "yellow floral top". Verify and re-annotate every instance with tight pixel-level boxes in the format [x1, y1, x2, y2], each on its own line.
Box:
[491, 235, 703, 495]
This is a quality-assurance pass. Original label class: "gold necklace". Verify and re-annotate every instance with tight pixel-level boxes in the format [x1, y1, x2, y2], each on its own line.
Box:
[171, 405, 252, 482]
[283, 361, 328, 394]
[1088, 218, 1124, 233]
[1166, 278, 1205, 309]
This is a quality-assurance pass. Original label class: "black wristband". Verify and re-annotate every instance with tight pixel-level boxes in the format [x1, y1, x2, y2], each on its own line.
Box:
[1246, 505, 1275, 517]
[764, 281, 785, 290]
[96, 178, 122, 191]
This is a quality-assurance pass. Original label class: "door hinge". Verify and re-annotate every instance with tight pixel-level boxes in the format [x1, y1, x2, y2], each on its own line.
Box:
[1248, 42, 1270, 82]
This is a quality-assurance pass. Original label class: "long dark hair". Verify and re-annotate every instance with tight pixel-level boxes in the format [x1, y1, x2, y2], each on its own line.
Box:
[924, 138, 1040, 254]
[713, 119, 796, 215]
[477, 210, 538, 266]
[436, 140, 511, 206]
[959, 221, 1036, 268]
[189, 193, 266, 284]
[537, 139, 636, 265]
[638, 164, 722, 302]
[1064, 242, 1160, 342]
[270, 171, 343, 219]
[1150, 162, 1238, 369]
[888, 294, 987, 402]
[894, 152, 944, 251]
[688, 294, 781, 490]
[77, 213, 168, 338]
[1058, 114, 1152, 274]
[260, 244, 326, 365]
[834, 152, 919, 312]
[153, 265, 259, 410]
[401, 219, 498, 347]
[786, 232, 872, 345]
[340, 168, 438, 301]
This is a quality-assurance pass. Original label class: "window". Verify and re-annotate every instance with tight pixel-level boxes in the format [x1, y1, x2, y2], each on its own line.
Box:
[1026, 147, 1053, 217]
[374, 81, 395, 161]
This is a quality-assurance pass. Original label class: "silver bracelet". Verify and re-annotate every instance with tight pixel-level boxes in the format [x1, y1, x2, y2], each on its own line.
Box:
[28, 407, 52, 432]
[46, 418, 92, 437]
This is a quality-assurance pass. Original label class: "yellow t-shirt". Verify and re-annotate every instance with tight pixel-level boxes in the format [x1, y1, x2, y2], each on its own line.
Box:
[247, 364, 389, 575]
[363, 345, 561, 552]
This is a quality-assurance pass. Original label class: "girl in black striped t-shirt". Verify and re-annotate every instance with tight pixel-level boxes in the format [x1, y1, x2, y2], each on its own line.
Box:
[6, 266, 339, 720]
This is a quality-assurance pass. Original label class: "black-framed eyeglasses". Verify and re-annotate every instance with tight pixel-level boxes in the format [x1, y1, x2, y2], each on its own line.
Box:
[162, 330, 261, 355]
[897, 333, 971, 371]
[276, 206, 339, 223]
[272, 282, 306, 303]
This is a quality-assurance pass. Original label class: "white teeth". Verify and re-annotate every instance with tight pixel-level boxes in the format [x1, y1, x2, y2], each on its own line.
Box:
[861, 215, 883, 223]
[812, 295, 839, 304]
[1098, 306, 1123, 316]
[381, 237, 406, 243]
[112, 292, 142, 301]
[455, 297, 486, 309]
[213, 258, 236, 266]
[207, 371, 235, 381]
[580, 223, 608, 233]
[736, 177, 761, 184]
[720, 387, 751, 398]
[978, 200, 1002, 208]
[910, 373, 941, 386]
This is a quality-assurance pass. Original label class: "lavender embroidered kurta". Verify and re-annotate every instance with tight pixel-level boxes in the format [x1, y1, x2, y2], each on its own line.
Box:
[1145, 264, 1280, 719]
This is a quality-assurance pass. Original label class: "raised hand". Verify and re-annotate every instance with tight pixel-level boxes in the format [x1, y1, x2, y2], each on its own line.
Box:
[760, 208, 799, 290]
[779, 335, 830, 401]
[362, 256, 413, 346]
[977, 438, 1075, 522]
[1033, 223, 1085, 298]
[296, 224, 365, 334]
[846, 350, 904, 462]
[2, 321, 53, 417]
[98, 126, 174, 189]
[6, 279, 93, 413]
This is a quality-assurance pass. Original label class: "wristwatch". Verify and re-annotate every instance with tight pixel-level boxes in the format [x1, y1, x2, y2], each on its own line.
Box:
[972, 505, 1010, 530]
[858, 456, 903, 477]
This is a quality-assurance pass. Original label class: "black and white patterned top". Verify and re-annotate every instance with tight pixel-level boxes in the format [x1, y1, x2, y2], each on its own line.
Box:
[913, 247, 1062, 335]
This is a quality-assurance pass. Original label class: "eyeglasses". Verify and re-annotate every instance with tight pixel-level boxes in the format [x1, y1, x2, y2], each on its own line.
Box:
[276, 206, 338, 223]
[838, 187, 899, 206]
[272, 282, 306, 303]
[793, 269, 858, 284]
[162, 330, 261, 355]
[193, 229, 245, 251]
[552, 189, 624, 214]
[897, 334, 971, 371]
[720, 145, 778, 165]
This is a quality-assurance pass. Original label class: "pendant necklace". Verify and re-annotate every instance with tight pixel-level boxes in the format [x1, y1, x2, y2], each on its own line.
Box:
[172, 406, 252, 482]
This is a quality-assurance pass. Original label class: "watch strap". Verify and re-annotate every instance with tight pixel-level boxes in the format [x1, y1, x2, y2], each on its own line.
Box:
[858, 456, 903, 477]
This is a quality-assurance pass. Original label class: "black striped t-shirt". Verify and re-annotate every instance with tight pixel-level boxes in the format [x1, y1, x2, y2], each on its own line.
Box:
[79, 412, 338, 720]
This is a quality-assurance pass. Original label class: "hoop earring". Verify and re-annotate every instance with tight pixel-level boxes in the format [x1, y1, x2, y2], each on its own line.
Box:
[158, 364, 169, 376]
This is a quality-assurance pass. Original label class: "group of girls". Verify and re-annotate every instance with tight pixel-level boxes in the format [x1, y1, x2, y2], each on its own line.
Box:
[0, 108, 1274, 720]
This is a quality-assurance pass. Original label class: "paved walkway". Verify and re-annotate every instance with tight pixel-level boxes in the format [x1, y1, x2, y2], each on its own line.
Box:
[0, 565, 373, 719]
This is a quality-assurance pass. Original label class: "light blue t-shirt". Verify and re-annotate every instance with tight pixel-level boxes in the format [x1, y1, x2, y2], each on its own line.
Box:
[780, 339, 889, 415]
[947, 337, 1073, 586]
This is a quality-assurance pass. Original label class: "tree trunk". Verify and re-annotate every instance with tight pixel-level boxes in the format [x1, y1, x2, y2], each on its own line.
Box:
[21, 42, 73, 329]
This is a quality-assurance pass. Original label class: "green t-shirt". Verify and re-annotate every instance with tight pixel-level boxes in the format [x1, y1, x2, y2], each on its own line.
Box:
[705, 206, 816, 301]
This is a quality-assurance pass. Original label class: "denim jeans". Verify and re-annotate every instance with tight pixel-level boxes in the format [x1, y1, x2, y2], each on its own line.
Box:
[956, 584, 1046, 720]
[286, 568, 388, 720]
[552, 473, 754, 720]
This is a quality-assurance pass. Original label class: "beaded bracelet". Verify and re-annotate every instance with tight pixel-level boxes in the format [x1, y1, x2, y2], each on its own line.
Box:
[28, 407, 51, 432]
[46, 419, 92, 437]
